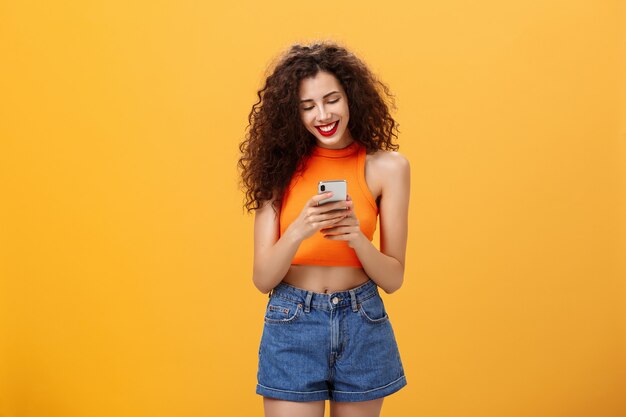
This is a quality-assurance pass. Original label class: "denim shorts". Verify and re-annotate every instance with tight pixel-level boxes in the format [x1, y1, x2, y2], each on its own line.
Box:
[256, 279, 407, 402]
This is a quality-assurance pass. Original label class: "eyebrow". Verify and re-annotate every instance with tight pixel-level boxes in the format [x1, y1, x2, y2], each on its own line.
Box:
[299, 91, 341, 103]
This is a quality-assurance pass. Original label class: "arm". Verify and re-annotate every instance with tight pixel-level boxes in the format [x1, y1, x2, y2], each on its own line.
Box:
[354, 152, 410, 294]
[252, 199, 301, 294]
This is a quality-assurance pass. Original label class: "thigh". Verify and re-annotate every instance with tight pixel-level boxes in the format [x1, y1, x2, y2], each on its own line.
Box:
[330, 398, 384, 417]
[263, 397, 325, 417]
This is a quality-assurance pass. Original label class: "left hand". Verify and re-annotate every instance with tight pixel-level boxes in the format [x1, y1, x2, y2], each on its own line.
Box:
[321, 194, 365, 248]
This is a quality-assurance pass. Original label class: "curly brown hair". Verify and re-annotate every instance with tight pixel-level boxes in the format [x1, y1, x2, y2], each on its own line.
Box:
[238, 40, 400, 214]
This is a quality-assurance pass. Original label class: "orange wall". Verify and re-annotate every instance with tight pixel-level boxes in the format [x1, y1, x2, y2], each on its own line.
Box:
[1, 1, 624, 416]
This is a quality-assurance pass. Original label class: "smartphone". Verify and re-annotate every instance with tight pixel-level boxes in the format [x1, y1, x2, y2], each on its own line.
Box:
[318, 180, 347, 205]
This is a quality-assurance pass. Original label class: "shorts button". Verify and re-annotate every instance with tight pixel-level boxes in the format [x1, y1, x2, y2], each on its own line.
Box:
[332, 297, 339, 305]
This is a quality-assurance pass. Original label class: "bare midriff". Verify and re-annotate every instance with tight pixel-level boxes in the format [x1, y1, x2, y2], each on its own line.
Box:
[282, 264, 370, 294]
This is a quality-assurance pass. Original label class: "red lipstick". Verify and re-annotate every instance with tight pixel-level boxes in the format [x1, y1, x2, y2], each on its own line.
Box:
[315, 121, 339, 137]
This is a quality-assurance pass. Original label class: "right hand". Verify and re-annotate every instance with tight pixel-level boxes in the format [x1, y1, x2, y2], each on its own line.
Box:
[285, 192, 352, 242]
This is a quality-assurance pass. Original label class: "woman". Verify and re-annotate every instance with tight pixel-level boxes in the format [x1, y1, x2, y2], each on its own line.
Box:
[238, 41, 410, 417]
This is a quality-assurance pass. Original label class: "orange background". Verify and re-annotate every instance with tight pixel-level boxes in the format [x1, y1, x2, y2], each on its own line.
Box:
[1, 1, 625, 416]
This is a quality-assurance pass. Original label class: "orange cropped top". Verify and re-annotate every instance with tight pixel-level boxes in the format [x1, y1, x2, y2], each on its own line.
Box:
[279, 141, 379, 267]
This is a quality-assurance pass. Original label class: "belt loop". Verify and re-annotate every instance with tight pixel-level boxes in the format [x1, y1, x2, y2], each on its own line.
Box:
[304, 291, 313, 313]
[349, 289, 358, 312]
[268, 288, 273, 298]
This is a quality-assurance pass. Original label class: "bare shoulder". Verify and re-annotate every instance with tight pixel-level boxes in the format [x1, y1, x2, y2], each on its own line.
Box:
[367, 149, 410, 179]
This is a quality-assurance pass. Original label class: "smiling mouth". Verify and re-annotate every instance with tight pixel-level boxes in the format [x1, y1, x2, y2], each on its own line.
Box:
[315, 121, 339, 136]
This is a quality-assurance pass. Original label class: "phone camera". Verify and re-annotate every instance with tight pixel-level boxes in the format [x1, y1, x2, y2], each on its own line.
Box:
[320, 185, 326, 192]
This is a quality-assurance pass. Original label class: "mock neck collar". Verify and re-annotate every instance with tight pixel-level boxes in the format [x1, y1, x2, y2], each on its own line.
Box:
[311, 141, 360, 158]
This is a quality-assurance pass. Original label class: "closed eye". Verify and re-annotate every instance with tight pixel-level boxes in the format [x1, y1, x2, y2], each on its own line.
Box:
[301, 98, 340, 111]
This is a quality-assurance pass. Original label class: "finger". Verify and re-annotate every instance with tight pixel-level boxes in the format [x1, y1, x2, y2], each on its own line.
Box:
[321, 225, 348, 236]
[315, 199, 350, 213]
[306, 191, 333, 207]
[326, 223, 359, 232]
[342, 208, 356, 218]
[324, 231, 358, 240]
[324, 233, 346, 240]
[319, 210, 349, 222]
[318, 213, 347, 225]
[320, 219, 349, 232]
[309, 192, 334, 207]
[320, 217, 354, 233]
[316, 215, 347, 229]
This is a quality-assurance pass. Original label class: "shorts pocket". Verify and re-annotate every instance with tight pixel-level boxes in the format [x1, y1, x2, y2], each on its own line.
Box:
[264, 297, 302, 324]
[357, 294, 389, 324]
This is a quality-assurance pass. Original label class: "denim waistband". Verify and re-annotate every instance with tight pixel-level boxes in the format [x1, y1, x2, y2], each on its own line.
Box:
[269, 279, 379, 312]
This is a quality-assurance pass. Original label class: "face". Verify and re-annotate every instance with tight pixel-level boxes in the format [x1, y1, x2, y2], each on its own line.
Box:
[298, 71, 353, 149]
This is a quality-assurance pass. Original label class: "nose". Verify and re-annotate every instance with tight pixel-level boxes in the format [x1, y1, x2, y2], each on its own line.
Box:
[316, 105, 332, 123]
